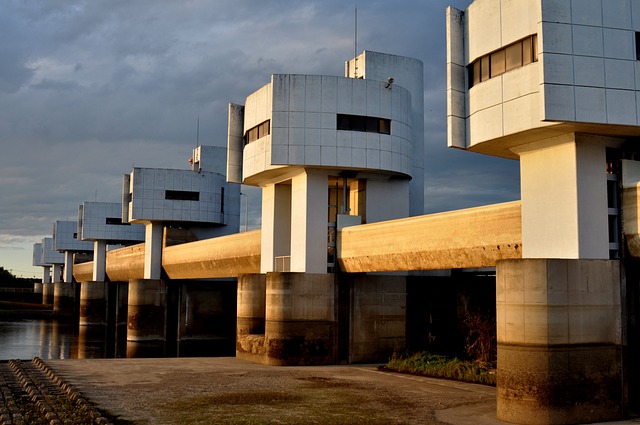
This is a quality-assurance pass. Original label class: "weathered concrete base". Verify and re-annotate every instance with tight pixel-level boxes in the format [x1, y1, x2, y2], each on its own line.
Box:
[236, 274, 267, 363]
[42, 282, 55, 305]
[496, 259, 623, 425]
[497, 344, 622, 424]
[34, 282, 43, 294]
[237, 272, 337, 366]
[345, 274, 406, 363]
[53, 282, 78, 316]
[80, 281, 109, 326]
[127, 279, 168, 342]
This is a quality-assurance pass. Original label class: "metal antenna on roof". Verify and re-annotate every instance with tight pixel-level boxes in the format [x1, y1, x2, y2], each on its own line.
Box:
[354, 5, 358, 78]
[196, 115, 200, 148]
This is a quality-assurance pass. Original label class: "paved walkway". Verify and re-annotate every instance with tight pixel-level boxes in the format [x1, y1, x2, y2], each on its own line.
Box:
[45, 357, 640, 425]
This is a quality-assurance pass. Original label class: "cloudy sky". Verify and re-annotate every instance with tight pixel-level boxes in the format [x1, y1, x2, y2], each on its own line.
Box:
[0, 0, 520, 278]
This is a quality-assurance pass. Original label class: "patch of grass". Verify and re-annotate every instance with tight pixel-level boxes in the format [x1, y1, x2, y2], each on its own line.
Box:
[382, 352, 496, 386]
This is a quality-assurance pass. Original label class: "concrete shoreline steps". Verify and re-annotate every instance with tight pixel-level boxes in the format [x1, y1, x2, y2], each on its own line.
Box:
[0, 357, 111, 425]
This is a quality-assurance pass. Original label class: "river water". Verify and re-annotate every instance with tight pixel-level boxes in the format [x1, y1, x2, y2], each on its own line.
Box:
[0, 319, 125, 360]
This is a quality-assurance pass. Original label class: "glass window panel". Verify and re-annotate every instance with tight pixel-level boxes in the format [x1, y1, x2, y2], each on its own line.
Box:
[365, 117, 378, 133]
[473, 61, 481, 86]
[379, 119, 390, 134]
[481, 56, 490, 81]
[532, 35, 538, 61]
[337, 114, 349, 130]
[522, 37, 532, 65]
[490, 50, 506, 77]
[506, 42, 522, 71]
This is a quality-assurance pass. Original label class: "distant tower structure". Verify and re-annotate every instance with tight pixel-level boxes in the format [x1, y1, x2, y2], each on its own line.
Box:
[39, 237, 64, 305]
[228, 51, 424, 274]
[53, 220, 93, 283]
[228, 51, 424, 365]
[447, 1, 640, 423]
[121, 144, 240, 345]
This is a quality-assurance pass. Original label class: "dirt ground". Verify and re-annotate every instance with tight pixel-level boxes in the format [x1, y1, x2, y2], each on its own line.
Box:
[46, 357, 501, 425]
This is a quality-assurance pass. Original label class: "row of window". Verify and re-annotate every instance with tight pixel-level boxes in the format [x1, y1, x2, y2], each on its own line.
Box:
[245, 120, 271, 144]
[468, 35, 538, 88]
[105, 217, 130, 226]
[337, 114, 391, 135]
[165, 190, 200, 201]
[243, 114, 392, 145]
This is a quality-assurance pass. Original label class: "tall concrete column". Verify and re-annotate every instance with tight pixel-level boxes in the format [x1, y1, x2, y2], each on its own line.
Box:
[93, 240, 107, 282]
[52, 264, 62, 283]
[63, 251, 74, 283]
[264, 272, 336, 365]
[515, 135, 611, 259]
[79, 281, 109, 326]
[236, 274, 267, 362]
[42, 266, 51, 284]
[144, 222, 164, 280]
[290, 170, 329, 273]
[496, 259, 623, 424]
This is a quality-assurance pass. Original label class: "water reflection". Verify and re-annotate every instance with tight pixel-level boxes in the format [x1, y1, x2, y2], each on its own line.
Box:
[0, 319, 235, 360]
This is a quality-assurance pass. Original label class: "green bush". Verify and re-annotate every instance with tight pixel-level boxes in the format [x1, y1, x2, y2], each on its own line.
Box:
[383, 352, 496, 386]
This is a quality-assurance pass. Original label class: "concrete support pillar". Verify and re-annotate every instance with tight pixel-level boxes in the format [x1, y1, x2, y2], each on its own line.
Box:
[496, 259, 623, 424]
[53, 281, 77, 316]
[79, 281, 109, 326]
[52, 264, 62, 283]
[144, 222, 164, 280]
[516, 135, 611, 259]
[93, 240, 107, 282]
[290, 170, 328, 273]
[346, 274, 407, 363]
[42, 266, 51, 284]
[127, 279, 168, 342]
[264, 272, 336, 365]
[63, 251, 74, 283]
[42, 282, 55, 305]
[34, 282, 43, 294]
[236, 274, 267, 362]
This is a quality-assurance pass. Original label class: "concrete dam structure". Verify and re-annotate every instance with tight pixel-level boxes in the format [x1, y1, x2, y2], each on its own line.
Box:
[29, 0, 640, 423]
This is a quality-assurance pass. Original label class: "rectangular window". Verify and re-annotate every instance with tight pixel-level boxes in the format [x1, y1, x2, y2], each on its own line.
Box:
[245, 120, 271, 144]
[106, 217, 130, 225]
[165, 190, 200, 201]
[337, 114, 391, 135]
[636, 32, 640, 60]
[468, 34, 538, 88]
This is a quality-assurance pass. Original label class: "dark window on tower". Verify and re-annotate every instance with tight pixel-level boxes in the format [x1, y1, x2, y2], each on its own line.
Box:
[636, 32, 640, 60]
[106, 217, 130, 225]
[165, 190, 200, 201]
[337, 114, 391, 135]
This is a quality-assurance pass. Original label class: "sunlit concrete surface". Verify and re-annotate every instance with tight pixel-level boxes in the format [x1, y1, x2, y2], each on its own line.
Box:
[338, 201, 522, 272]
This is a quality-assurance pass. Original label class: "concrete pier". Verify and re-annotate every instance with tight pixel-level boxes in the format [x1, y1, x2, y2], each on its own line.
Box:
[127, 279, 168, 343]
[495, 259, 623, 425]
[265, 272, 337, 366]
[53, 282, 78, 315]
[236, 274, 267, 362]
[42, 282, 54, 305]
[79, 281, 109, 326]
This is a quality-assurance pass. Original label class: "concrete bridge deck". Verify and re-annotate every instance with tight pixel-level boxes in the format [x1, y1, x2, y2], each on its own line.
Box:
[73, 201, 522, 282]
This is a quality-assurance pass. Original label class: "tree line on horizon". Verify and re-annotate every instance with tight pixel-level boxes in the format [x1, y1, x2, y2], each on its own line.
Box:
[0, 266, 37, 288]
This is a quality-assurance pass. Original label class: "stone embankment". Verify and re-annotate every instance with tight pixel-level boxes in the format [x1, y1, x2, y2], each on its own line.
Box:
[0, 357, 111, 425]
